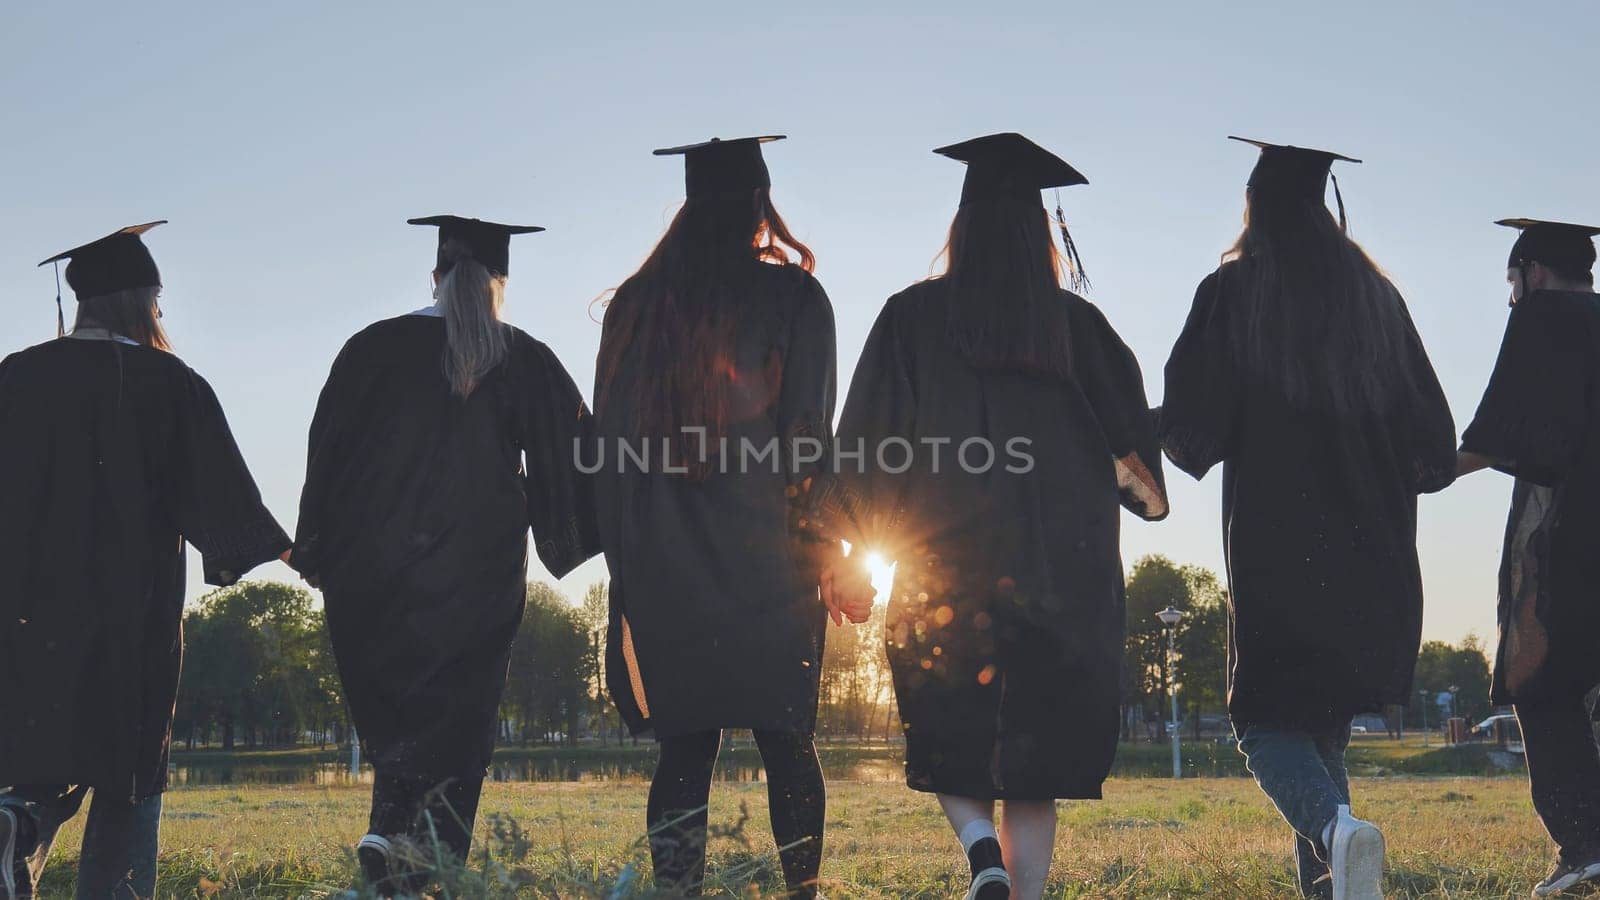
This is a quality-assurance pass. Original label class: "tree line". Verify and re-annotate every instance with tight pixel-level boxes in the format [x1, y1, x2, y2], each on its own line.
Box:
[172, 555, 1491, 750]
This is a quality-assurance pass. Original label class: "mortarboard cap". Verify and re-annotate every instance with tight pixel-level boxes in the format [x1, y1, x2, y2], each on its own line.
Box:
[654, 135, 784, 200]
[934, 132, 1088, 207]
[1230, 136, 1360, 201]
[1498, 218, 1600, 276]
[408, 215, 544, 278]
[38, 221, 166, 300]
[933, 132, 1092, 292]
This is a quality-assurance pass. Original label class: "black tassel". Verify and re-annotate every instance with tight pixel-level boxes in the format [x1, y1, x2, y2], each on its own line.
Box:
[1331, 171, 1349, 233]
[1054, 190, 1091, 293]
[53, 261, 65, 338]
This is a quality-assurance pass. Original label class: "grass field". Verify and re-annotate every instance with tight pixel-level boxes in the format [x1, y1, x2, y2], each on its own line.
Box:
[33, 773, 1553, 898]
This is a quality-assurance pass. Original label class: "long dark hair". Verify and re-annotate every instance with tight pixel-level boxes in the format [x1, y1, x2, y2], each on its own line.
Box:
[935, 194, 1073, 380]
[594, 188, 814, 465]
[73, 287, 172, 351]
[1222, 188, 1416, 415]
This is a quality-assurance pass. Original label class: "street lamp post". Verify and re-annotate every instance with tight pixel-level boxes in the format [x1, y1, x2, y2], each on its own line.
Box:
[1419, 689, 1430, 747]
[1156, 606, 1185, 779]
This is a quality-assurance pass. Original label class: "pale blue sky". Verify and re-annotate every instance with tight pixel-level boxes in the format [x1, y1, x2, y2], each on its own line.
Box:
[3, 2, 1597, 643]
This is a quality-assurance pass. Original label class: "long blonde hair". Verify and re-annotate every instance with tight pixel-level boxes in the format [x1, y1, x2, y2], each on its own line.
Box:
[434, 240, 509, 397]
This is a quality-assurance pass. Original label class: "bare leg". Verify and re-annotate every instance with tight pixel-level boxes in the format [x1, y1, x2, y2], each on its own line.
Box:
[937, 793, 996, 837]
[997, 800, 1057, 900]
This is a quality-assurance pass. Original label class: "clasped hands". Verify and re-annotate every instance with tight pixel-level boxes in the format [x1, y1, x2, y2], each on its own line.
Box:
[820, 547, 876, 626]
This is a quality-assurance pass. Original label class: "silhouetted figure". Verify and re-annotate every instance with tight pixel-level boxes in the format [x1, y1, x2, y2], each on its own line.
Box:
[819, 133, 1167, 900]
[0, 223, 289, 899]
[1159, 138, 1456, 899]
[1457, 217, 1600, 898]
[289, 216, 595, 896]
[593, 135, 859, 899]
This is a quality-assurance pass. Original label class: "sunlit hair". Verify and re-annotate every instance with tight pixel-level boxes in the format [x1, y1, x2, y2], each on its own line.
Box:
[433, 240, 509, 398]
[73, 286, 172, 352]
[932, 193, 1074, 380]
[1221, 188, 1418, 415]
[594, 187, 814, 478]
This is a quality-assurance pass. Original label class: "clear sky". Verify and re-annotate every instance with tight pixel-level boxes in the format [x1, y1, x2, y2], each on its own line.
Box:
[3, 1, 1597, 644]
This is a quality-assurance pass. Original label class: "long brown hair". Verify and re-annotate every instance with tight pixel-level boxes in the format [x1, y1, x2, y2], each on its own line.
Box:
[594, 188, 814, 467]
[1221, 188, 1417, 415]
[73, 287, 172, 351]
[935, 193, 1074, 380]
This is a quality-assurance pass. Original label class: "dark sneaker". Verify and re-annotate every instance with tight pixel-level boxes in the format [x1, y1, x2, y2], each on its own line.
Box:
[1533, 856, 1600, 897]
[0, 807, 33, 900]
[356, 834, 399, 898]
[965, 866, 1011, 900]
[963, 835, 1010, 900]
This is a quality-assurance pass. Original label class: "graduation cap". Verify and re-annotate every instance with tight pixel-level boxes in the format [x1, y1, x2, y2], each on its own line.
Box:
[37, 221, 166, 336]
[653, 135, 785, 200]
[934, 132, 1092, 291]
[1229, 136, 1362, 229]
[1498, 218, 1600, 276]
[407, 215, 544, 278]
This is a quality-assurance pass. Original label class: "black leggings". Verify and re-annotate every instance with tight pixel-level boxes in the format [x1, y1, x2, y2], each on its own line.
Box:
[647, 729, 825, 898]
[368, 772, 486, 868]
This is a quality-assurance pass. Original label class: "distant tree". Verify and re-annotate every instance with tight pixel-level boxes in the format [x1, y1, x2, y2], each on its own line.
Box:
[502, 582, 590, 745]
[1123, 555, 1189, 741]
[176, 580, 332, 749]
[1175, 566, 1229, 739]
[1409, 635, 1493, 726]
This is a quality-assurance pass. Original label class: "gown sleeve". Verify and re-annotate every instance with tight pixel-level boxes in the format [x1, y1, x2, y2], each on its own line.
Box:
[175, 368, 291, 586]
[1460, 291, 1591, 488]
[1159, 270, 1240, 481]
[1397, 297, 1458, 494]
[516, 336, 600, 579]
[289, 339, 359, 580]
[776, 275, 839, 491]
[814, 294, 918, 555]
[1074, 300, 1168, 521]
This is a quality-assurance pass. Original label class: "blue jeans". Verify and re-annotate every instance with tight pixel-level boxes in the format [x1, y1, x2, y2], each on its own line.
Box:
[0, 785, 162, 899]
[1237, 719, 1353, 899]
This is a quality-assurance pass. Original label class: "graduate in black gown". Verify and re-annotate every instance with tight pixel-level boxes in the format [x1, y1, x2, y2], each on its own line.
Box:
[815, 133, 1168, 900]
[0, 223, 290, 899]
[290, 216, 596, 895]
[593, 135, 868, 899]
[1159, 139, 1456, 900]
[1456, 218, 1600, 898]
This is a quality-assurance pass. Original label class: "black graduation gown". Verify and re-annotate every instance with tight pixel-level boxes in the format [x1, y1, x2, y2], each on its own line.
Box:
[1159, 262, 1457, 731]
[0, 335, 289, 800]
[596, 263, 835, 739]
[817, 281, 1167, 800]
[1459, 289, 1600, 706]
[292, 316, 595, 778]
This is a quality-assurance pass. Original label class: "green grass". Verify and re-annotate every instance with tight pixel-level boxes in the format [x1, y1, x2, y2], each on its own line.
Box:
[34, 775, 1551, 898]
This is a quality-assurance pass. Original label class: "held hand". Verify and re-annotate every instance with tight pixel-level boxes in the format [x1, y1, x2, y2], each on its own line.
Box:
[822, 557, 876, 625]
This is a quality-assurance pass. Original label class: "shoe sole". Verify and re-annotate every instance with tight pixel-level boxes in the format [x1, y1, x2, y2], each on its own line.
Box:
[966, 867, 1011, 900]
[1332, 822, 1385, 900]
[1535, 861, 1600, 896]
[357, 837, 396, 898]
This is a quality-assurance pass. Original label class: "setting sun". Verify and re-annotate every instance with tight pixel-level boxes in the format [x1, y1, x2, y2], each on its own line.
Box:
[864, 551, 895, 604]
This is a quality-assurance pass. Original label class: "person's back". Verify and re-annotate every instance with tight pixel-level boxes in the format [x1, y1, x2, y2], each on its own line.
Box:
[829, 133, 1166, 900]
[291, 216, 594, 895]
[0, 222, 289, 900]
[1160, 137, 1456, 900]
[1455, 217, 1600, 897]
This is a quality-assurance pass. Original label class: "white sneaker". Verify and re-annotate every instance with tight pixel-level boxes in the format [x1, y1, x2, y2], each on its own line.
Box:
[964, 865, 1011, 900]
[1532, 856, 1600, 897]
[1327, 804, 1385, 900]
